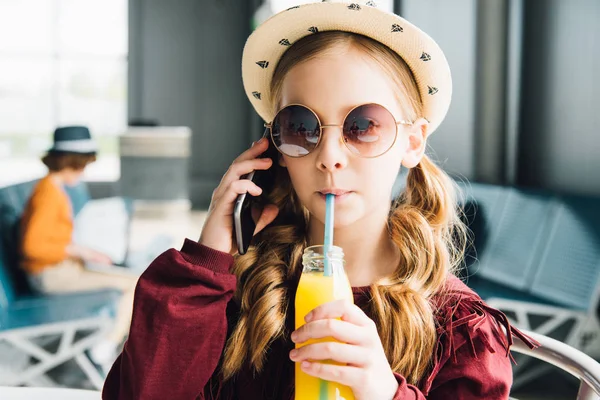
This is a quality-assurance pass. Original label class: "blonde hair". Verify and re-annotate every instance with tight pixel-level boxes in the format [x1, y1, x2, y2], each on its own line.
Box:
[222, 31, 468, 385]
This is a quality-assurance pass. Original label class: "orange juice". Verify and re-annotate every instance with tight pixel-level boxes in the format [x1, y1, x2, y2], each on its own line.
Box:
[295, 245, 354, 400]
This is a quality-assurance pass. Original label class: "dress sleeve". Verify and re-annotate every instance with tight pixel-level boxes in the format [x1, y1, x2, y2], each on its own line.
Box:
[102, 239, 237, 400]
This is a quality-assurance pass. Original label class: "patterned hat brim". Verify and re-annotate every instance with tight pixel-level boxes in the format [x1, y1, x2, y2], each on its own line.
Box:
[241, 1, 452, 136]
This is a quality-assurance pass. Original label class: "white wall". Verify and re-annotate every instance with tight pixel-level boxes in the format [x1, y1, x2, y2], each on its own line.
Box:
[401, 0, 478, 180]
[519, 0, 600, 195]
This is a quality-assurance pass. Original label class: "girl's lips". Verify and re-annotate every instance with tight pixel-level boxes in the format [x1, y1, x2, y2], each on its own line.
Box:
[318, 192, 352, 202]
[317, 189, 351, 196]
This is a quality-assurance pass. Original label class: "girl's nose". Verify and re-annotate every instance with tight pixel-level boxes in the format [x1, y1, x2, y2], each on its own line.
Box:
[315, 126, 348, 172]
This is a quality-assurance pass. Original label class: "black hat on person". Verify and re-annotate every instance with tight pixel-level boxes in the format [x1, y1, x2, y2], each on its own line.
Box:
[47, 126, 97, 155]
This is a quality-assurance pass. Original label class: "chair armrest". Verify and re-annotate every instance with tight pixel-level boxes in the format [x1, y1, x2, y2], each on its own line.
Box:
[512, 329, 600, 397]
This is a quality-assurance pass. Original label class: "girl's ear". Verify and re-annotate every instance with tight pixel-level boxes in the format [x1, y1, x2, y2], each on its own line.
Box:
[401, 117, 428, 169]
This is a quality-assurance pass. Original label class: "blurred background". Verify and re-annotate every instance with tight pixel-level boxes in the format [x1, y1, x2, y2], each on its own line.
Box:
[1, 0, 599, 198]
[0, 0, 599, 399]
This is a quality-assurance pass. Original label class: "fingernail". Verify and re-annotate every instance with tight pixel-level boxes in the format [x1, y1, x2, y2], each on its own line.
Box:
[304, 312, 313, 322]
[301, 361, 311, 370]
[289, 349, 298, 359]
[290, 331, 298, 342]
[257, 137, 265, 143]
[251, 141, 257, 147]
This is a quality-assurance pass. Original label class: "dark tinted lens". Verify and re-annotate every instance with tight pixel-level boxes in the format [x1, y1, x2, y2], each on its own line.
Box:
[342, 104, 397, 157]
[271, 105, 320, 157]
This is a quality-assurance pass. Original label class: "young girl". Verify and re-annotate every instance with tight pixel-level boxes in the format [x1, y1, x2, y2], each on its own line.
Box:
[103, 1, 537, 399]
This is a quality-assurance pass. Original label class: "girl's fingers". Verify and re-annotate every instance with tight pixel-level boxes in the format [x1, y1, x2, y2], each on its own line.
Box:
[290, 342, 368, 366]
[233, 137, 269, 163]
[291, 319, 367, 346]
[199, 138, 272, 254]
[214, 157, 273, 200]
[305, 299, 375, 329]
[216, 179, 263, 213]
[298, 361, 365, 389]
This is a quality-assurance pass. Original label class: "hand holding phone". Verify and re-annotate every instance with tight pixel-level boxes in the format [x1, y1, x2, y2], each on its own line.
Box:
[198, 135, 278, 255]
[233, 129, 279, 254]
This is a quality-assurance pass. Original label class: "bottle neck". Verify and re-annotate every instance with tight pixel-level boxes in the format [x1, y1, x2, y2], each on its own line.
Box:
[301, 245, 345, 274]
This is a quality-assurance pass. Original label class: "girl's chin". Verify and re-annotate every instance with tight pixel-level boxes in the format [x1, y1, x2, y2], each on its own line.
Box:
[307, 205, 364, 229]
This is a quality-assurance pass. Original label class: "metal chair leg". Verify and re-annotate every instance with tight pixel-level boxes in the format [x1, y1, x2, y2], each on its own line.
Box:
[74, 354, 105, 390]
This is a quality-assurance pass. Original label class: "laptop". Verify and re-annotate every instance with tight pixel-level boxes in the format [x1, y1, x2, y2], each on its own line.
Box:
[73, 197, 167, 277]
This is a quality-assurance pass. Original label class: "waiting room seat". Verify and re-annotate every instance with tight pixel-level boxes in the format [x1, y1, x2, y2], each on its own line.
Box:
[459, 182, 600, 389]
[0, 180, 121, 389]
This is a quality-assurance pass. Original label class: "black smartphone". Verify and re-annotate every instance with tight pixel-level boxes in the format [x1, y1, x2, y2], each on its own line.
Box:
[233, 128, 277, 255]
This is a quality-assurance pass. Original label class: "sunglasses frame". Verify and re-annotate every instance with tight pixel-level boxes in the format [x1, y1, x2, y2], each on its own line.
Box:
[264, 102, 413, 159]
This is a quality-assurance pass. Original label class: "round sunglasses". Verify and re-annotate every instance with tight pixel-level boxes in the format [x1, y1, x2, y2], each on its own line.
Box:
[265, 103, 412, 158]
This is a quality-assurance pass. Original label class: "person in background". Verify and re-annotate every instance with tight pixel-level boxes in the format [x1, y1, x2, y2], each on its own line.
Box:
[19, 125, 138, 373]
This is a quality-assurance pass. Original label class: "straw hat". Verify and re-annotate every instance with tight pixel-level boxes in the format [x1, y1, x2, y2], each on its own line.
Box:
[241, 0, 452, 135]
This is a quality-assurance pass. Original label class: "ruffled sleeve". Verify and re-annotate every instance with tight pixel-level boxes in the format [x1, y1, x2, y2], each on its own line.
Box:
[419, 277, 540, 399]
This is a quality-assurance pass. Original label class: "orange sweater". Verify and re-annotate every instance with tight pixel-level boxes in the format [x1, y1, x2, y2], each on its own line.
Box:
[20, 175, 73, 274]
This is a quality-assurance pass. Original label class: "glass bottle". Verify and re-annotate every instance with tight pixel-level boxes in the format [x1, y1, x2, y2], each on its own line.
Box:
[295, 245, 354, 400]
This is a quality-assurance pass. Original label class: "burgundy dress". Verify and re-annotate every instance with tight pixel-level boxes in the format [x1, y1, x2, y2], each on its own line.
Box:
[102, 239, 538, 399]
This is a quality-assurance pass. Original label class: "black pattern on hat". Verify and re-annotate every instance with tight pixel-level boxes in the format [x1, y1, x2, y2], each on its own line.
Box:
[252, 91, 262, 100]
[428, 86, 439, 95]
[256, 61, 269, 69]
[366, 1, 377, 7]
[348, 4, 361, 11]
[286, 6, 300, 10]
[308, 26, 319, 34]
[420, 52, 431, 61]
[279, 39, 291, 46]
[391, 24, 403, 33]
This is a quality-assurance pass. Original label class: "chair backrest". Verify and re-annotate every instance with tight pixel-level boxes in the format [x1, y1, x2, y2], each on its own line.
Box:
[461, 183, 556, 289]
[460, 182, 600, 313]
[531, 194, 600, 310]
[0, 180, 39, 307]
[461, 183, 507, 260]
[0, 179, 91, 306]
[0, 231, 15, 309]
[64, 183, 92, 217]
[511, 330, 600, 399]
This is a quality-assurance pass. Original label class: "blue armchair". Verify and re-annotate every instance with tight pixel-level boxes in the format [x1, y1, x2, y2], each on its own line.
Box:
[0, 179, 121, 389]
[460, 182, 600, 390]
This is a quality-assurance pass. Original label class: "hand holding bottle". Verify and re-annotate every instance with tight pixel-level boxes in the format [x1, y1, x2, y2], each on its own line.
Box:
[290, 299, 399, 400]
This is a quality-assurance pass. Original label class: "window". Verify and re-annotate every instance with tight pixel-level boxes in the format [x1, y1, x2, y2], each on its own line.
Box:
[0, 0, 127, 185]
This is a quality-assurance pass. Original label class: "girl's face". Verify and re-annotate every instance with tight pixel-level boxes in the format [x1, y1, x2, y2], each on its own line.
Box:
[278, 45, 428, 227]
